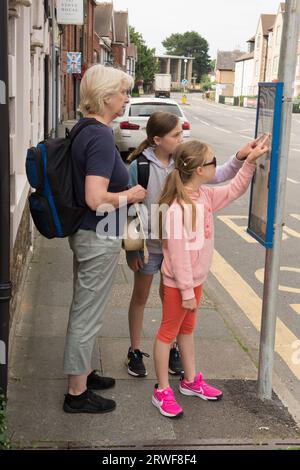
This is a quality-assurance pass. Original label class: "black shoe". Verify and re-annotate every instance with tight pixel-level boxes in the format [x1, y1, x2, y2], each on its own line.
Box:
[87, 370, 115, 390]
[169, 343, 184, 375]
[127, 348, 150, 377]
[63, 389, 116, 414]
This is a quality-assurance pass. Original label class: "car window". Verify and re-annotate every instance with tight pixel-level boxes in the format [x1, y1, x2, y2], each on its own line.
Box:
[129, 103, 183, 117]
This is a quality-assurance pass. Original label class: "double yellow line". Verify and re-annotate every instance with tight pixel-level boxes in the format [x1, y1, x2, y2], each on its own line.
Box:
[211, 249, 300, 380]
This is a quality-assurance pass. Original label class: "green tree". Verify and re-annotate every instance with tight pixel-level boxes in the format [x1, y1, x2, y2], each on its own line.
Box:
[129, 26, 159, 83]
[162, 31, 211, 81]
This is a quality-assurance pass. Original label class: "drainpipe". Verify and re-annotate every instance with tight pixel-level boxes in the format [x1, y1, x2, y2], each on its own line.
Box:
[0, 0, 12, 398]
[51, 0, 56, 137]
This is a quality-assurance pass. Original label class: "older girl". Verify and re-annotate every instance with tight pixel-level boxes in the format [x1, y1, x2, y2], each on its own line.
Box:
[126, 112, 261, 378]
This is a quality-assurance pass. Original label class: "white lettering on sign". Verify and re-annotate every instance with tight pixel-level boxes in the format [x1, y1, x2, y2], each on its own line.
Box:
[0, 80, 6, 104]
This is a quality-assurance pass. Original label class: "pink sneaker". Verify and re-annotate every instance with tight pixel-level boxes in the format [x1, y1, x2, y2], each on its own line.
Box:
[152, 385, 183, 418]
[179, 373, 223, 401]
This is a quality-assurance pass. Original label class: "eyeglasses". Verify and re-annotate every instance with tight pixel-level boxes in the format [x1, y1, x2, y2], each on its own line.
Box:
[202, 156, 217, 167]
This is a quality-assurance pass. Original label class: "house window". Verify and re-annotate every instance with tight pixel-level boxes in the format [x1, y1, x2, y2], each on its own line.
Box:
[256, 36, 261, 49]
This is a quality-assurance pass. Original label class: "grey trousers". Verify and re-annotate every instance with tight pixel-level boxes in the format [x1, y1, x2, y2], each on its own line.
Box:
[63, 230, 122, 375]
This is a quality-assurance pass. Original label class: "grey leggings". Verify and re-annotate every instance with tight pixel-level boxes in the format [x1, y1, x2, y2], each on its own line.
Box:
[63, 230, 121, 375]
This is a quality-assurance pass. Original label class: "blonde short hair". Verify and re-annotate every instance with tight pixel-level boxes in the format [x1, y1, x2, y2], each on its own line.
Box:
[79, 64, 134, 116]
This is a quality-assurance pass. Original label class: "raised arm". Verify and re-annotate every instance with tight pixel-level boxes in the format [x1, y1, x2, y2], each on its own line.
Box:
[208, 137, 270, 212]
[210, 137, 263, 184]
[210, 153, 243, 184]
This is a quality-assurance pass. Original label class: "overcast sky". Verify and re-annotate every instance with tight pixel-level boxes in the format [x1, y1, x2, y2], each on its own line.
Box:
[110, 0, 281, 59]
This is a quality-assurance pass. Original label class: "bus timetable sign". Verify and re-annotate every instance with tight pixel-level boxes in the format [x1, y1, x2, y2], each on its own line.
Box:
[247, 82, 284, 249]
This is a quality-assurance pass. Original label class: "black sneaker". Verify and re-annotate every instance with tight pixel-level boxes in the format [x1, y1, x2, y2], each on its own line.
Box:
[127, 348, 150, 377]
[63, 389, 116, 414]
[169, 343, 184, 375]
[87, 370, 115, 390]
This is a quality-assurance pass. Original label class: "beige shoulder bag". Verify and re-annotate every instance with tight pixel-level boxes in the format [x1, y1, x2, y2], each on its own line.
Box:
[122, 203, 149, 264]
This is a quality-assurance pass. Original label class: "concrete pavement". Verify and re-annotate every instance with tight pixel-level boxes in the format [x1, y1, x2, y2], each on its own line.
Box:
[7, 233, 300, 449]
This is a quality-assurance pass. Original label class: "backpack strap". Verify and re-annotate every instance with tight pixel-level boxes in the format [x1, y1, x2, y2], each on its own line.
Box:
[137, 154, 150, 189]
[68, 118, 102, 143]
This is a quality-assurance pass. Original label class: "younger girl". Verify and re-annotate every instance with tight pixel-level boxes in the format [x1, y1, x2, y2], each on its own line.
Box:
[126, 111, 262, 378]
[152, 137, 269, 418]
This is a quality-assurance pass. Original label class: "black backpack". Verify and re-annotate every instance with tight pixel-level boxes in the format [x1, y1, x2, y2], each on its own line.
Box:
[25, 120, 101, 239]
[136, 154, 150, 189]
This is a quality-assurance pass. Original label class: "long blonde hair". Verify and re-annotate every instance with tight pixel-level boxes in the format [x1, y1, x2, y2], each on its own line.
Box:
[158, 140, 210, 236]
[127, 112, 180, 162]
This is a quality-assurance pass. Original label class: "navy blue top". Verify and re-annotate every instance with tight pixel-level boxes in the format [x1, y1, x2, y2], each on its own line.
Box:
[71, 118, 129, 235]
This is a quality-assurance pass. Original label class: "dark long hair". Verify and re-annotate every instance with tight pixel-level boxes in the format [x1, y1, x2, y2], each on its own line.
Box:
[127, 112, 180, 162]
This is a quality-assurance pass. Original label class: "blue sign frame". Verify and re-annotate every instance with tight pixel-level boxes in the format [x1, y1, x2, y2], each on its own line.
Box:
[247, 82, 284, 248]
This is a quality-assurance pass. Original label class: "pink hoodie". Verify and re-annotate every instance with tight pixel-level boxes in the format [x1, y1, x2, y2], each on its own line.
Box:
[161, 161, 256, 300]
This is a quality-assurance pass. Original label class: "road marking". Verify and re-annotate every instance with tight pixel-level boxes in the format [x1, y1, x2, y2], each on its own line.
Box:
[239, 135, 251, 139]
[200, 120, 210, 126]
[193, 116, 200, 121]
[239, 129, 252, 133]
[213, 126, 231, 134]
[291, 305, 300, 315]
[218, 215, 288, 242]
[291, 148, 300, 152]
[218, 216, 257, 244]
[235, 117, 247, 122]
[287, 178, 300, 184]
[291, 214, 300, 222]
[255, 267, 300, 294]
[211, 250, 300, 380]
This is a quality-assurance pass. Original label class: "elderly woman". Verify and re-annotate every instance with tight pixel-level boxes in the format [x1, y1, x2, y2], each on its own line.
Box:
[63, 65, 146, 414]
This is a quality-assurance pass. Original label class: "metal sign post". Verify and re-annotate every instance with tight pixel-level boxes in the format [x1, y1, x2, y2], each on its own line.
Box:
[257, 0, 300, 400]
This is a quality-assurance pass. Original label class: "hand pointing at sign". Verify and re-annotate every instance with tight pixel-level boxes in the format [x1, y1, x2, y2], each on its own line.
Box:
[246, 134, 270, 164]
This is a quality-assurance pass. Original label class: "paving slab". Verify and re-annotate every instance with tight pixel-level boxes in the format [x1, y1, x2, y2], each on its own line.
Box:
[15, 304, 69, 338]
[9, 336, 101, 380]
[7, 379, 175, 449]
[171, 380, 300, 442]
[7, 378, 300, 449]
[98, 336, 257, 381]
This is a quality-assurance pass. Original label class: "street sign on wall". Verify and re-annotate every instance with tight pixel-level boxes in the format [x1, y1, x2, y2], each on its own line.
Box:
[57, 0, 84, 25]
[67, 52, 82, 74]
[247, 82, 284, 248]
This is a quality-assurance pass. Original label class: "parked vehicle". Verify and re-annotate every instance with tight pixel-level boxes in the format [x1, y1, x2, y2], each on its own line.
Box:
[111, 98, 191, 159]
[154, 74, 171, 98]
